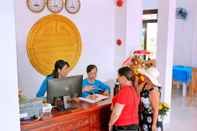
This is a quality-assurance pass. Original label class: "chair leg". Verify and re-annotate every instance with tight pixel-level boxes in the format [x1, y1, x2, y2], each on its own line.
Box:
[182, 83, 187, 97]
[188, 82, 193, 97]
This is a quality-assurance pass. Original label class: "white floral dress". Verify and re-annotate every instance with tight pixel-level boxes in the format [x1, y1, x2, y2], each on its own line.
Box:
[139, 86, 163, 131]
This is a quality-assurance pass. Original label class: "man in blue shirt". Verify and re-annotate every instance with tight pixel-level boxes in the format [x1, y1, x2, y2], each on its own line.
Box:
[82, 64, 111, 97]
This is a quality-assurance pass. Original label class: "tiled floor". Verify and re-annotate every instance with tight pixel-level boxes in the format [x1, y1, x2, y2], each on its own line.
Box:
[165, 87, 197, 131]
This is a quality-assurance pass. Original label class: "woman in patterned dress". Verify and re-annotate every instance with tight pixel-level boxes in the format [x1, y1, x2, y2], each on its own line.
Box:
[138, 67, 161, 131]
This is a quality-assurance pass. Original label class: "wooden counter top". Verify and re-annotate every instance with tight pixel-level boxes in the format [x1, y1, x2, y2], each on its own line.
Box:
[21, 99, 112, 131]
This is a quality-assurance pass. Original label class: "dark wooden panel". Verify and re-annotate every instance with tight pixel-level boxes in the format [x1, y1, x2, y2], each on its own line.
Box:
[21, 100, 111, 131]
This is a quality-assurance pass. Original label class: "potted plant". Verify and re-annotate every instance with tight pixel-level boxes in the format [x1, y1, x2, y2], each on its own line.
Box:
[159, 102, 170, 120]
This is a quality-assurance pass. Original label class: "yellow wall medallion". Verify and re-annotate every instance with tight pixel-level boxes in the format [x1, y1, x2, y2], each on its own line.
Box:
[27, 14, 82, 75]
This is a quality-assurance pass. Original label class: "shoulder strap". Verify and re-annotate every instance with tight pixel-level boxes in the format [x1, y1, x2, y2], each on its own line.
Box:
[149, 87, 154, 92]
[149, 86, 161, 93]
[142, 83, 148, 90]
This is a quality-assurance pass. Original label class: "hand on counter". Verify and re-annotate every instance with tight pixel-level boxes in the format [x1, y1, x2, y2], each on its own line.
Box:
[88, 94, 98, 100]
[82, 86, 95, 92]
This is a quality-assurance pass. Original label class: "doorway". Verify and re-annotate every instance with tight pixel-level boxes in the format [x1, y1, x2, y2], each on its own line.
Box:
[141, 9, 158, 59]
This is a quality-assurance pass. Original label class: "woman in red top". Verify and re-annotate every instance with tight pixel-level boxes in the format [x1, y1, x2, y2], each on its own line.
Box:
[109, 67, 140, 131]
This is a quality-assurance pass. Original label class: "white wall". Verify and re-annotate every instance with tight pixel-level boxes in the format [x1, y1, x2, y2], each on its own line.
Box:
[15, 0, 116, 98]
[143, 0, 197, 67]
[143, 0, 158, 9]
[173, 0, 195, 66]
[0, 1, 20, 130]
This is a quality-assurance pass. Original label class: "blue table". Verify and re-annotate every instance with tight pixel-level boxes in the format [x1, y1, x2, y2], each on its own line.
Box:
[172, 65, 192, 96]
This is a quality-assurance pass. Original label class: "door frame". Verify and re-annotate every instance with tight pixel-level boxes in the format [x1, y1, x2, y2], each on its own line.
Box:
[142, 9, 158, 50]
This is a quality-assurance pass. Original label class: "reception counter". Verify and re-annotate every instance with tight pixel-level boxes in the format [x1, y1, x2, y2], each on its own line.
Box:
[21, 99, 111, 131]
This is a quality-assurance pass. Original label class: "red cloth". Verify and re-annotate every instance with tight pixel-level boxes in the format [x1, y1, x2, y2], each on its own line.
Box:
[133, 50, 151, 55]
[122, 57, 132, 66]
[112, 85, 140, 126]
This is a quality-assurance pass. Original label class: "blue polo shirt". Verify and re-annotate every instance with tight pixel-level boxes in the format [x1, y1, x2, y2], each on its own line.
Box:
[81, 79, 111, 97]
[36, 76, 53, 97]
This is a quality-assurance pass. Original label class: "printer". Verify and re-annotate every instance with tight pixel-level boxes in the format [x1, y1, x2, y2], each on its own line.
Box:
[19, 98, 43, 120]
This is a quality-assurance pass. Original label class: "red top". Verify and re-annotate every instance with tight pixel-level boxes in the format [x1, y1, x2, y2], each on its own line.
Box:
[112, 85, 140, 126]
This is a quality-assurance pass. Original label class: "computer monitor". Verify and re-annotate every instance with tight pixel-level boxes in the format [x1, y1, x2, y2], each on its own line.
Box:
[47, 75, 83, 104]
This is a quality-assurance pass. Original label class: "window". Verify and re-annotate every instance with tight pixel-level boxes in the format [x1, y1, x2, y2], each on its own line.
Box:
[140, 9, 158, 59]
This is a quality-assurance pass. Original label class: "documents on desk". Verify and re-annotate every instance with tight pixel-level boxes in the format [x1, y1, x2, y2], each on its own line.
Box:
[79, 94, 109, 103]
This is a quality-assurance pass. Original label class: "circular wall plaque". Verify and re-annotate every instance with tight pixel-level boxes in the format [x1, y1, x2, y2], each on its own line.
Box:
[47, 0, 64, 13]
[65, 0, 81, 14]
[27, 14, 82, 75]
[26, 0, 45, 13]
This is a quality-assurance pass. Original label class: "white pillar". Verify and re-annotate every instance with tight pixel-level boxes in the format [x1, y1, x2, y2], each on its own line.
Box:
[114, 0, 142, 68]
[192, 0, 197, 67]
[125, 0, 143, 55]
[114, 0, 127, 68]
[156, 0, 176, 124]
[0, 1, 20, 131]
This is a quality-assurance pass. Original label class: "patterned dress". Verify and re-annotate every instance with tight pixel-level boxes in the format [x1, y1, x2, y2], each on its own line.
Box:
[139, 86, 163, 131]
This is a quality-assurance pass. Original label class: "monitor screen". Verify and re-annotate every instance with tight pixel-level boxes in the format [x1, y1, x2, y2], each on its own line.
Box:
[47, 75, 83, 104]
